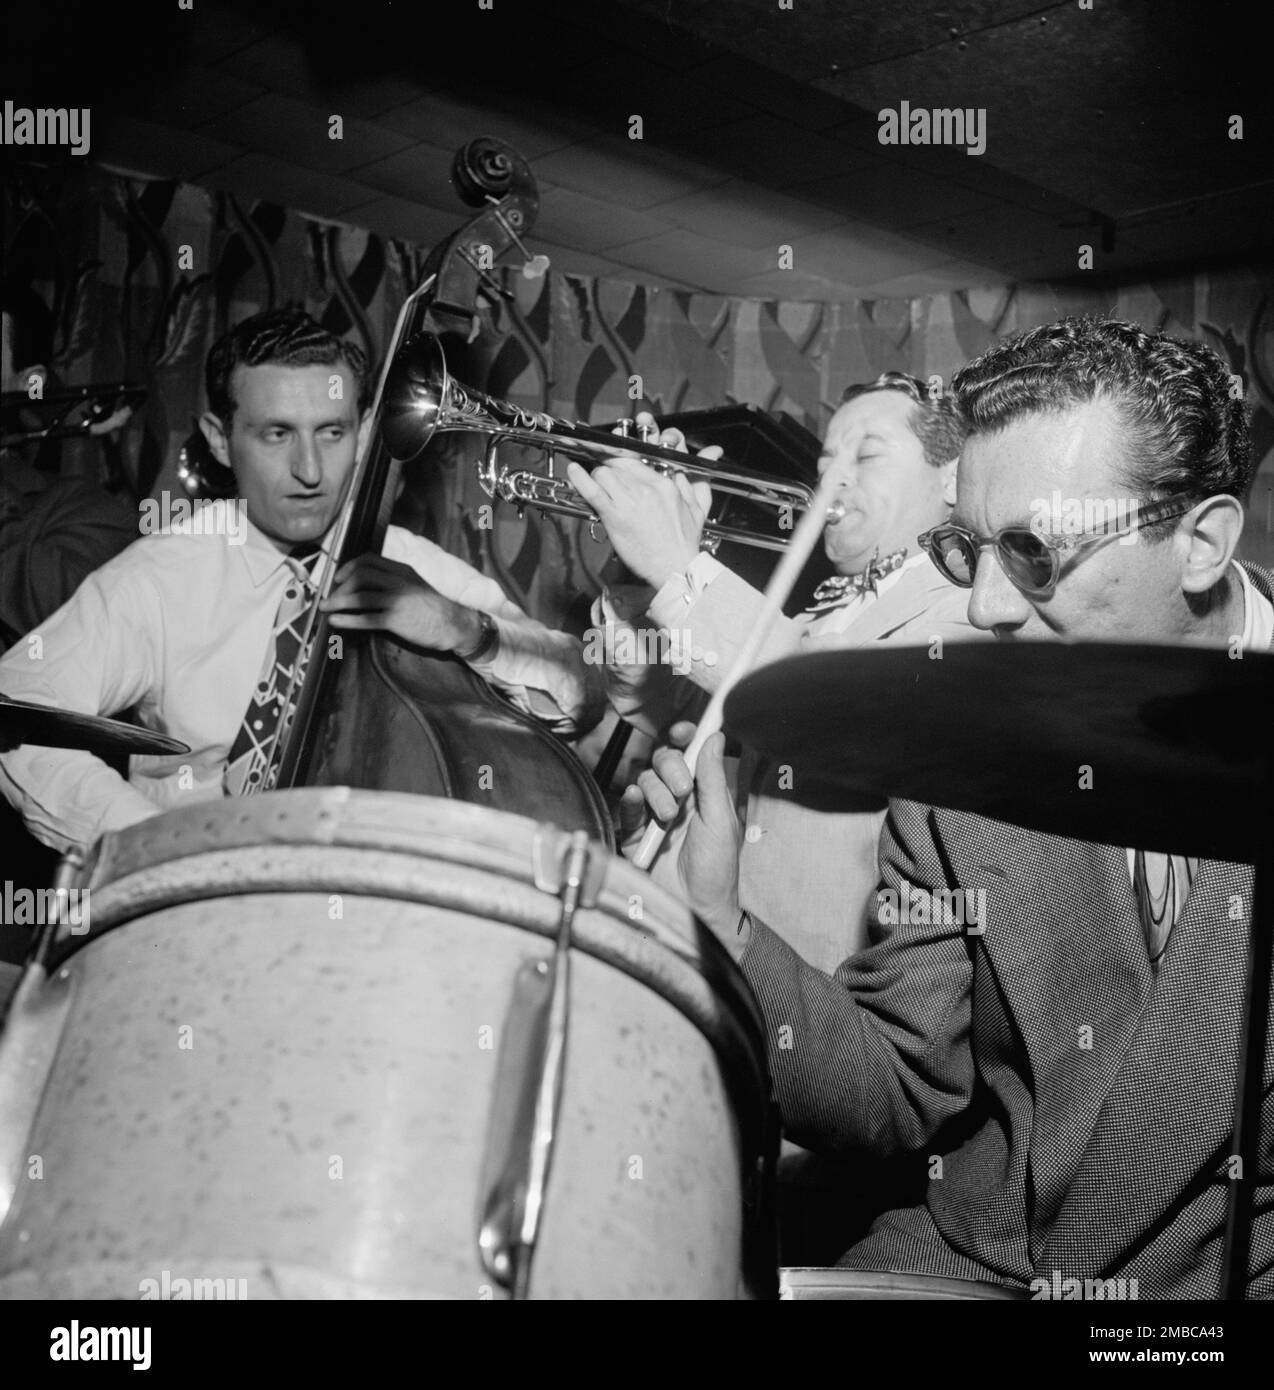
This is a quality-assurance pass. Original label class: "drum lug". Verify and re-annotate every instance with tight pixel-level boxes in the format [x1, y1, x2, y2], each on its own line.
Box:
[530, 827, 605, 906]
[0, 964, 74, 1238]
[478, 831, 591, 1298]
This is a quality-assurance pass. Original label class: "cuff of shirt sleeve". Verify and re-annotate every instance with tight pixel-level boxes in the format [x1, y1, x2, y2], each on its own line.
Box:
[648, 551, 727, 629]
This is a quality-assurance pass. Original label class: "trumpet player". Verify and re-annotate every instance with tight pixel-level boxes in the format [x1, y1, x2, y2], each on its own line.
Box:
[574, 377, 982, 1259]
[571, 372, 980, 972]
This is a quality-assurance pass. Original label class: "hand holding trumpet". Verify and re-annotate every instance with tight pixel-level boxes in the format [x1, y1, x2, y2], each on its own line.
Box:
[566, 412, 723, 591]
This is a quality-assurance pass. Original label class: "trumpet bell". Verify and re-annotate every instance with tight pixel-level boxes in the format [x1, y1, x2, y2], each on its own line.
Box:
[381, 332, 447, 462]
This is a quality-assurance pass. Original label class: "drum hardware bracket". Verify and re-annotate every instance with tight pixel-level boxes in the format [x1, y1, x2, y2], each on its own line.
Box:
[0, 963, 73, 1236]
[478, 831, 591, 1299]
[531, 826, 606, 906]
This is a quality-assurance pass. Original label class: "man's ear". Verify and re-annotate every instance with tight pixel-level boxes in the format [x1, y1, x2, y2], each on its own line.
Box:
[939, 456, 959, 508]
[1176, 494, 1244, 595]
[199, 411, 232, 471]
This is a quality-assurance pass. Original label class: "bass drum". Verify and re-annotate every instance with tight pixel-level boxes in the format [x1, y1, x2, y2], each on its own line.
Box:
[0, 789, 774, 1299]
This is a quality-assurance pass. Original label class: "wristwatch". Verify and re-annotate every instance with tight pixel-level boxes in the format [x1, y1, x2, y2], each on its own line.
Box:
[455, 609, 499, 664]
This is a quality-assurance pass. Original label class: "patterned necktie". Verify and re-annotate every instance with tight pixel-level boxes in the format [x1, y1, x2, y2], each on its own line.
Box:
[805, 547, 908, 613]
[223, 544, 324, 797]
[1132, 850, 1198, 967]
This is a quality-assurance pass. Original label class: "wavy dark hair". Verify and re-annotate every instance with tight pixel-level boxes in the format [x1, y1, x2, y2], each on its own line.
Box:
[840, 370, 967, 469]
[951, 317, 1253, 531]
[205, 307, 372, 423]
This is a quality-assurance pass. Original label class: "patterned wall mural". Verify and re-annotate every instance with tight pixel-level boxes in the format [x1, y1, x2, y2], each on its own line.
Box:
[5, 159, 1273, 641]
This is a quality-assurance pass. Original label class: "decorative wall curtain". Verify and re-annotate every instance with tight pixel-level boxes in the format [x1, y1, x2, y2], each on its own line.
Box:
[5, 159, 1272, 639]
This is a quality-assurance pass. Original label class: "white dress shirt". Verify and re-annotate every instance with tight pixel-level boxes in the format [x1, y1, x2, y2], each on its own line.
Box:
[0, 514, 595, 853]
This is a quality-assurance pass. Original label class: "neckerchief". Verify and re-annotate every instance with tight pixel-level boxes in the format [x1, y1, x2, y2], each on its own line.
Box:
[805, 547, 908, 614]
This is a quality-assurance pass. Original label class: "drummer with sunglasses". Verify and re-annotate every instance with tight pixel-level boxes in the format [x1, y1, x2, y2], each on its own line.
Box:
[633, 316, 1274, 1298]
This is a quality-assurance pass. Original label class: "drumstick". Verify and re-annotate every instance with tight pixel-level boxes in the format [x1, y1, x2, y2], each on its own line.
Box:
[631, 468, 846, 871]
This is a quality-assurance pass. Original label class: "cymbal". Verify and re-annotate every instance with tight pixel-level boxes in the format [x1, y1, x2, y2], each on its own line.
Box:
[724, 642, 1274, 862]
[0, 696, 190, 758]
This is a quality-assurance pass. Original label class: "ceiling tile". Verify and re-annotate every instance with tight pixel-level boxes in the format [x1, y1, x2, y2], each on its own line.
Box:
[90, 113, 242, 182]
[785, 222, 953, 283]
[215, 35, 327, 105]
[903, 201, 1080, 265]
[604, 229, 791, 291]
[531, 137, 728, 211]
[558, 68, 756, 136]
[199, 94, 418, 175]
[197, 154, 377, 222]
[790, 162, 995, 230]
[571, 16, 715, 74]
[693, 54, 859, 130]
[820, 106, 890, 155]
[670, 116, 885, 190]
[332, 195, 484, 248]
[115, 69, 267, 131]
[929, 159, 1090, 220]
[318, 75, 430, 121]
[215, 35, 428, 119]
[653, 183, 847, 248]
[180, 5, 282, 65]
[377, 92, 593, 160]
[531, 187, 673, 254]
[348, 144, 460, 205]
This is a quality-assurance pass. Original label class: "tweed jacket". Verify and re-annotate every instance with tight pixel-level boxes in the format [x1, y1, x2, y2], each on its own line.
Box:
[741, 565, 1274, 1297]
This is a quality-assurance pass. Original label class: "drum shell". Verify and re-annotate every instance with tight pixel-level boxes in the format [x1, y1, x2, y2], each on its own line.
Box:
[0, 790, 770, 1300]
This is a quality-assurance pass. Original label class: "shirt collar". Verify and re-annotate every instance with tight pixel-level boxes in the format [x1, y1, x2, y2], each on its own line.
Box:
[1235, 561, 1274, 651]
[236, 515, 336, 589]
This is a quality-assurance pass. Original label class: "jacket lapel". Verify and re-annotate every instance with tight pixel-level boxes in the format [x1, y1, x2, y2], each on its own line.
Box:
[1041, 858, 1254, 1276]
[937, 815, 1154, 1234]
[846, 564, 954, 644]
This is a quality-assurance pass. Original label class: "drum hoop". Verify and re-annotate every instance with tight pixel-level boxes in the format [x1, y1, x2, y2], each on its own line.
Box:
[779, 1266, 1027, 1300]
[44, 839, 772, 1155]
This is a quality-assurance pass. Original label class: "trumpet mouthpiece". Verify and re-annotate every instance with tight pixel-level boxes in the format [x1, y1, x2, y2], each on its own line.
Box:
[825, 500, 847, 524]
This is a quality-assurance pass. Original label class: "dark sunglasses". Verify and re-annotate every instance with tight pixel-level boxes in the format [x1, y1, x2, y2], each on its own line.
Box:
[917, 494, 1198, 599]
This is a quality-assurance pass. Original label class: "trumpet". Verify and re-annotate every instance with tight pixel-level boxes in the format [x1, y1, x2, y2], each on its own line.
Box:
[381, 333, 843, 551]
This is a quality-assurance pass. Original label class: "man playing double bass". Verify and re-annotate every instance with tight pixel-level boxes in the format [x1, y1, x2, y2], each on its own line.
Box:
[0, 309, 602, 854]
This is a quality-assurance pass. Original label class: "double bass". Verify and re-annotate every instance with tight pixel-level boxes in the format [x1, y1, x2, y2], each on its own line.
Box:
[251, 139, 613, 844]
